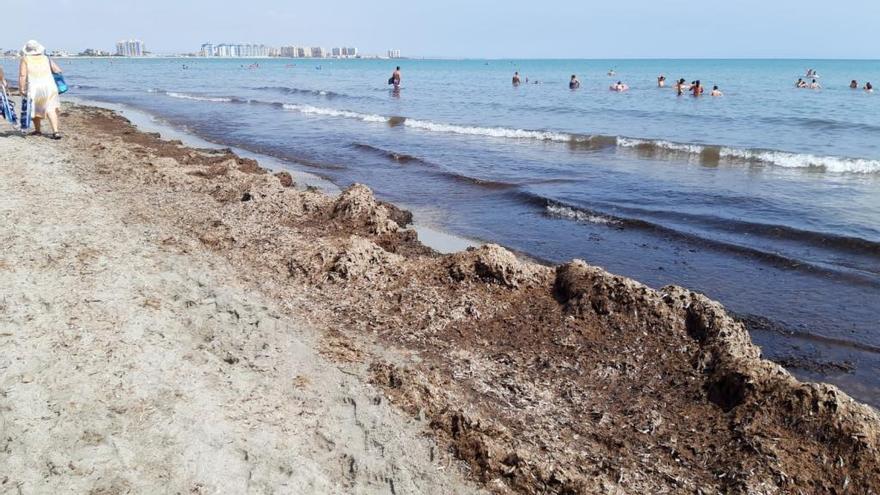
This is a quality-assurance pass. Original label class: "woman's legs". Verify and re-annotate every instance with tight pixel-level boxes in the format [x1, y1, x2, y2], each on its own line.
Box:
[45, 108, 59, 134]
[33, 117, 42, 134]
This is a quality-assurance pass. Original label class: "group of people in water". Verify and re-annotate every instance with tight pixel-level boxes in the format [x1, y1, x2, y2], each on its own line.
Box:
[505, 67, 874, 95]
[510, 70, 723, 96]
[849, 80, 873, 92]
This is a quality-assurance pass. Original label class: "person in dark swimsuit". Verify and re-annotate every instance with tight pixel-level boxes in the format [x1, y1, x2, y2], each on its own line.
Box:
[389, 66, 401, 88]
[569, 74, 581, 89]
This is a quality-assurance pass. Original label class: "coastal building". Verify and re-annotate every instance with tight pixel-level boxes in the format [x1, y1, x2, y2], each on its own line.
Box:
[330, 47, 358, 58]
[200, 43, 215, 57]
[296, 47, 308, 58]
[387, 49, 401, 59]
[115, 39, 145, 57]
[199, 43, 271, 57]
[279, 46, 299, 57]
[80, 48, 112, 57]
[310, 47, 326, 58]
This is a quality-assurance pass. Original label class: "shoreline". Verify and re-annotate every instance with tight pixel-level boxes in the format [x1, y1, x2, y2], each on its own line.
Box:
[70, 96, 481, 255]
[69, 97, 879, 406]
[3, 102, 879, 493]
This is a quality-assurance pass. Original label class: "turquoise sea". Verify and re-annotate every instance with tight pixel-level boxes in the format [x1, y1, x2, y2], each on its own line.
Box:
[5, 57, 879, 406]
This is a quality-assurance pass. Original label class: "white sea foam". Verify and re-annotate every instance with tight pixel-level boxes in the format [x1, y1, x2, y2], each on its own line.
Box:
[617, 137, 880, 174]
[280, 104, 387, 123]
[165, 92, 233, 103]
[546, 204, 619, 225]
[403, 119, 573, 142]
[719, 147, 880, 174]
[159, 91, 880, 174]
[616, 137, 707, 154]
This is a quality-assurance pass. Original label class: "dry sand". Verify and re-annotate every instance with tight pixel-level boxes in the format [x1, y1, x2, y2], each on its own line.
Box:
[2, 103, 879, 494]
[0, 123, 481, 493]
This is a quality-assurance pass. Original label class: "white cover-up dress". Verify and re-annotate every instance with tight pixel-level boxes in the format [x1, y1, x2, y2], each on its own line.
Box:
[23, 55, 59, 119]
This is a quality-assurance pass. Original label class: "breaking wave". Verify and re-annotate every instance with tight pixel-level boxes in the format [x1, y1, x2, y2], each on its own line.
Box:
[280, 103, 387, 123]
[150, 91, 880, 174]
[545, 203, 621, 225]
[254, 86, 345, 99]
[616, 138, 880, 174]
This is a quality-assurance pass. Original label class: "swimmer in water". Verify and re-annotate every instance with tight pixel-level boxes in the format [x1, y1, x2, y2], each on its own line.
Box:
[611, 81, 628, 92]
[711, 85, 723, 97]
[389, 66, 401, 88]
[691, 80, 704, 96]
[607, 69, 616, 77]
[795, 78, 807, 88]
[657, 75, 666, 88]
[809, 79, 821, 89]
[675, 78, 687, 96]
[866, 82, 874, 93]
[512, 72, 521, 86]
[850, 80, 859, 89]
[569, 75, 581, 89]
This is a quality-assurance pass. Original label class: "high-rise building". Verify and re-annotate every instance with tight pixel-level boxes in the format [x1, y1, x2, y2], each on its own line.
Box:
[280, 46, 302, 57]
[199, 43, 271, 57]
[310, 47, 325, 58]
[387, 49, 401, 59]
[116, 40, 145, 57]
[344, 47, 358, 57]
[331, 47, 343, 57]
[213, 44, 231, 57]
[200, 43, 215, 57]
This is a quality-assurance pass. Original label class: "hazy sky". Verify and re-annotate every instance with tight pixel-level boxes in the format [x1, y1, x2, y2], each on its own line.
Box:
[2, 0, 878, 58]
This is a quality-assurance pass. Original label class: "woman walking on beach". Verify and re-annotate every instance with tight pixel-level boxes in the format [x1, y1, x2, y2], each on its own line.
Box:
[18, 40, 63, 139]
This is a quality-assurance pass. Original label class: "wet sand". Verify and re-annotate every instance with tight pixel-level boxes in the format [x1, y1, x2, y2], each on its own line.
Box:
[1, 103, 878, 494]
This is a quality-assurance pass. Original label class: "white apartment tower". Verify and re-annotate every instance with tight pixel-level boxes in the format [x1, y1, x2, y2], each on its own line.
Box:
[116, 40, 145, 57]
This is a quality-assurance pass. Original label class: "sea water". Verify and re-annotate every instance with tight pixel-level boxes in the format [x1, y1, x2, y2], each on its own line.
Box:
[5, 57, 878, 405]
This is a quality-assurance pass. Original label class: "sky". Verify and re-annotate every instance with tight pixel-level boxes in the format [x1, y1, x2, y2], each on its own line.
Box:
[2, 0, 878, 59]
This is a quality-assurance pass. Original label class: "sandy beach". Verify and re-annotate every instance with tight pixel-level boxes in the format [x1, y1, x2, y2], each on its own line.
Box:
[1, 103, 879, 494]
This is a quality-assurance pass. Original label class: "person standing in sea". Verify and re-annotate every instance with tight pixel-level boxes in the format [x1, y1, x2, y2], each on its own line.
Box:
[512, 72, 521, 86]
[18, 40, 63, 139]
[675, 78, 688, 96]
[390, 66, 402, 89]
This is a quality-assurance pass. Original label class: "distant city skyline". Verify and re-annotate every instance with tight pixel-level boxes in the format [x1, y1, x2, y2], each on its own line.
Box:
[0, 0, 878, 59]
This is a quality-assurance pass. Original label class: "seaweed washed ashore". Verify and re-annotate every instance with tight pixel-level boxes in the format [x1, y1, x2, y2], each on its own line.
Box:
[15, 104, 880, 493]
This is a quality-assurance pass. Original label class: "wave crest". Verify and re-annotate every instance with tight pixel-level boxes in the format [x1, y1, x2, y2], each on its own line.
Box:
[149, 90, 880, 174]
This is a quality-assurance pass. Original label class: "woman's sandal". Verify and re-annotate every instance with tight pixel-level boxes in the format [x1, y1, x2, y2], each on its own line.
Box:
[51, 132, 62, 140]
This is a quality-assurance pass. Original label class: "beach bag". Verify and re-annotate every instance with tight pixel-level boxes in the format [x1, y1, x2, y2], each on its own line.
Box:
[20, 95, 32, 130]
[53, 73, 68, 94]
[49, 57, 68, 94]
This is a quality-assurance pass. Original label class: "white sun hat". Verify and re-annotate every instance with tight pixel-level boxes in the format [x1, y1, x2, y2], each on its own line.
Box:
[22, 40, 45, 56]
